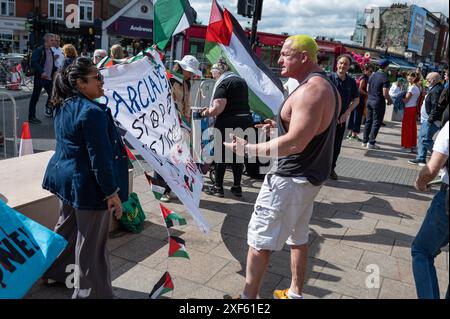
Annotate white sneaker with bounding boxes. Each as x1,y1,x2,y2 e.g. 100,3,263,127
368,144,380,150
159,194,171,203
361,142,368,148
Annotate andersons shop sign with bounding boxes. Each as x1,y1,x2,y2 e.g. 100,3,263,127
108,16,153,38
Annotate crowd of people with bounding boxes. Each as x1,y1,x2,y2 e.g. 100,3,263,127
20,32,448,300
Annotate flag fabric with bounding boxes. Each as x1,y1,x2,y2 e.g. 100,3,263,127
144,171,166,200
168,236,190,259
19,122,33,156
165,69,184,84
154,0,195,50
149,271,174,299
205,0,284,119
159,203,187,228
124,144,137,163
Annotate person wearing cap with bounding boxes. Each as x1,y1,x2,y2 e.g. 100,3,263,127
172,55,202,124
200,57,253,198
154,55,202,203
362,59,393,149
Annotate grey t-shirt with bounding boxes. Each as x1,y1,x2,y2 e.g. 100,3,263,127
43,48,53,79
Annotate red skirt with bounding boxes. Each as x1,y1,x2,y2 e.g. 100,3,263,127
401,107,417,148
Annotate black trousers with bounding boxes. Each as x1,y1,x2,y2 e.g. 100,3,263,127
213,114,253,189
28,77,53,119
332,122,347,170
347,99,365,133
363,101,386,145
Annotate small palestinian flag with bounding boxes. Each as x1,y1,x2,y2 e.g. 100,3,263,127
124,144,137,164
166,69,184,84
169,236,190,259
96,56,114,69
149,271,174,299
159,203,187,228
144,171,166,200
179,114,191,132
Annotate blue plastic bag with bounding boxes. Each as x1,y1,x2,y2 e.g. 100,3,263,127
0,200,67,299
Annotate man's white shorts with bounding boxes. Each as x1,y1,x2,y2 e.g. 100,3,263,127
247,174,321,251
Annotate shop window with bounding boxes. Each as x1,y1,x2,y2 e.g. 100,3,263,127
49,0,64,20
79,0,94,23
0,0,15,16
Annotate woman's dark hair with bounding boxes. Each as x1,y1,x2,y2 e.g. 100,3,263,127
363,64,374,72
407,71,421,84
51,57,95,107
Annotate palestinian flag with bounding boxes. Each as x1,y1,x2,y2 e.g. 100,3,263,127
149,271,174,299
154,0,195,50
144,171,166,200
205,0,284,119
166,69,184,84
168,236,190,259
96,56,114,69
124,144,137,163
159,203,187,228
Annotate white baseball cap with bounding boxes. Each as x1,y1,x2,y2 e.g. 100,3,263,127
174,55,202,77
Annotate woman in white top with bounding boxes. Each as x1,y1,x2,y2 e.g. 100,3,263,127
401,72,421,152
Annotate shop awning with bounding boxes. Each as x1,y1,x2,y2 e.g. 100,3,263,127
385,56,416,70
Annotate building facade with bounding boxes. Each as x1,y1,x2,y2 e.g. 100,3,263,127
0,0,34,53
101,0,154,55
353,3,449,70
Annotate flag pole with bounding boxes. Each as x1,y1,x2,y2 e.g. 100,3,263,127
169,34,176,69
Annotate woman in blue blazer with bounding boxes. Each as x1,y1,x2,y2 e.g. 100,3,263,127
42,57,129,299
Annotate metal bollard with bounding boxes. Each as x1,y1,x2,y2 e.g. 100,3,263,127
0,92,18,158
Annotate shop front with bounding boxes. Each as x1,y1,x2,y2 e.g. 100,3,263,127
106,16,153,56
0,17,28,54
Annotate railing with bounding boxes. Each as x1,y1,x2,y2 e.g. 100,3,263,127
0,92,18,159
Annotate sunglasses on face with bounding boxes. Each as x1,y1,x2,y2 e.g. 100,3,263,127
86,73,104,82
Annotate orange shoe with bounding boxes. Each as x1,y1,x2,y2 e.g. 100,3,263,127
273,288,290,299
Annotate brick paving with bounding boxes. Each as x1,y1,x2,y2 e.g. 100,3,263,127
26,118,448,299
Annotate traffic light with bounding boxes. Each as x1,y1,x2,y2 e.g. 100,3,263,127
237,0,263,21
25,15,34,32
237,0,256,18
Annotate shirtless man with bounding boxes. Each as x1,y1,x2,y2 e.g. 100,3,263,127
224,35,341,299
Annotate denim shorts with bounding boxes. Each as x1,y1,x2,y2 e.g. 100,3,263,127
247,174,321,251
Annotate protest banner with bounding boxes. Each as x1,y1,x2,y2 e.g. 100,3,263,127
0,200,67,298
99,51,209,233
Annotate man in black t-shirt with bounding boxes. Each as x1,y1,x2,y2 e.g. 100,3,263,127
362,59,393,149
328,55,360,180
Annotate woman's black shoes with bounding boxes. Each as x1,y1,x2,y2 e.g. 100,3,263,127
205,186,224,198
230,186,242,197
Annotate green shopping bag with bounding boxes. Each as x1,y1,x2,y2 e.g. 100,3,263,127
119,192,146,233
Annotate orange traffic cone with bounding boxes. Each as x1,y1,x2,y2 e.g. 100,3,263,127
19,122,33,156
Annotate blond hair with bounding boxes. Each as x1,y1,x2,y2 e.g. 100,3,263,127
110,44,124,59
286,35,318,63
62,44,77,59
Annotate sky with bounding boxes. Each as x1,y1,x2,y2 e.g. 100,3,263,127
189,0,450,42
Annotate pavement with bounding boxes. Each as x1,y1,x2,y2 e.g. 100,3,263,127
18,110,449,299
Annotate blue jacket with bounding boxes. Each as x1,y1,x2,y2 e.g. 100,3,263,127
42,95,129,210
31,45,57,78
